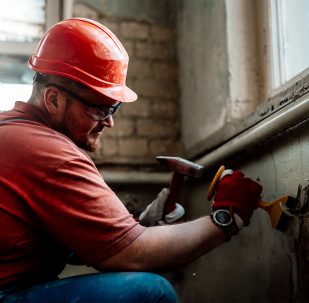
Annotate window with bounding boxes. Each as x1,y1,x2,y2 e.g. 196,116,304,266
0,0,46,52
269,0,309,89
0,0,72,110
0,84,33,111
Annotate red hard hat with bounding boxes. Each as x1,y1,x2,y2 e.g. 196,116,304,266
28,18,137,103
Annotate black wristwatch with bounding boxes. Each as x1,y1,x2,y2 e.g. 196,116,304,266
210,209,239,241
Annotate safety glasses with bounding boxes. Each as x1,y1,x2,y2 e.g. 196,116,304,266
46,84,121,121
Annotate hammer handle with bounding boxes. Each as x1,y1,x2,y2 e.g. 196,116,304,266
163,171,185,216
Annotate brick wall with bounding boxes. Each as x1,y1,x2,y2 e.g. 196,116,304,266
73,3,183,167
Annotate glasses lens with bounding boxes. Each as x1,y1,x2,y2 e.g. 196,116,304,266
45,83,122,121
86,103,121,121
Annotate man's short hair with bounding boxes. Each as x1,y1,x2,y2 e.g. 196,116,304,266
33,72,88,91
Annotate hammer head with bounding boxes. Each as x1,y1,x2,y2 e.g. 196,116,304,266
156,156,205,178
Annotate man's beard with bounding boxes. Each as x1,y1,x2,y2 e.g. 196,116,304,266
55,103,100,152
74,134,99,152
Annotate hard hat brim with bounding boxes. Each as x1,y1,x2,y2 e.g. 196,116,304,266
91,83,138,103
29,57,138,103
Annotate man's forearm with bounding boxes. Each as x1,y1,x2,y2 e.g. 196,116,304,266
97,216,225,272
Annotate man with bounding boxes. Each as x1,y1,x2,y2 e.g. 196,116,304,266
0,18,262,303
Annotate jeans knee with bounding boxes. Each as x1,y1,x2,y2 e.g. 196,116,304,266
140,273,178,303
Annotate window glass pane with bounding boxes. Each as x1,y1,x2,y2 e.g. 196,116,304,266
270,0,309,88
0,0,62,110
0,55,34,84
0,83,32,111
0,0,46,42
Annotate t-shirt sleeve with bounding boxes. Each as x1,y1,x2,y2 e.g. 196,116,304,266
31,157,146,266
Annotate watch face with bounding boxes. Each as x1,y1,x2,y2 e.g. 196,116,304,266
214,210,233,226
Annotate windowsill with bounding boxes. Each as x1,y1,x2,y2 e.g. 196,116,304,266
187,70,309,162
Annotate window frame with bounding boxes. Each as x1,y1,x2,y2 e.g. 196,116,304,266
0,0,74,111
268,0,309,92
0,0,67,56
188,0,309,159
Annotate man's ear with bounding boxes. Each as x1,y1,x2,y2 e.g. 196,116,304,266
43,87,61,115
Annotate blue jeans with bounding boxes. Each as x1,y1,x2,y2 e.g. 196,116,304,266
0,272,178,303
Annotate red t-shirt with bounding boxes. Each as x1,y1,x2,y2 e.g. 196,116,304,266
0,102,146,288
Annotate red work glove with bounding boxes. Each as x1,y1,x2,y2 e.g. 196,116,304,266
212,170,262,226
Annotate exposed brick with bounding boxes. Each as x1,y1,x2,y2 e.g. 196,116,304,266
121,40,134,58
134,79,178,99
73,3,99,19
74,5,181,168
153,62,178,80
101,138,118,157
150,25,173,42
136,42,172,60
108,119,135,137
128,59,152,78
149,140,184,157
98,19,120,36
137,120,178,139
104,154,154,165
122,98,151,118
152,101,178,118
120,22,149,40
118,139,148,157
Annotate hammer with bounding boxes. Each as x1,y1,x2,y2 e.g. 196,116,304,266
156,156,205,217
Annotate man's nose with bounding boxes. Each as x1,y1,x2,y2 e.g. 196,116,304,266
101,115,114,128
